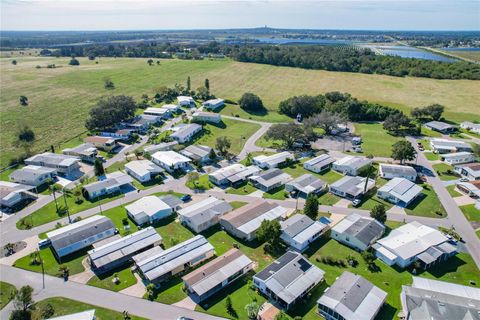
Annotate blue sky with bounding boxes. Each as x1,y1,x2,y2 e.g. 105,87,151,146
1,0,479,31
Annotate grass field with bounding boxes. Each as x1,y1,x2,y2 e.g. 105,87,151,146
1,56,479,167
432,163,460,181
0,282,15,310
436,49,480,62
405,184,447,218
193,118,260,155
33,297,146,320
354,123,403,157
87,265,137,292
186,174,214,190
446,184,462,197
460,204,480,223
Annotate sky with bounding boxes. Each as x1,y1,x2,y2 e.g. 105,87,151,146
1,0,479,31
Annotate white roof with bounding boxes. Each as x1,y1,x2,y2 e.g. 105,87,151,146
162,104,179,110
193,111,221,118
47,310,95,320
333,156,372,170
441,152,474,159
46,215,107,239
378,177,423,204
379,163,417,176
411,276,480,301
376,221,449,260
125,160,163,177
125,196,171,218
177,96,194,102
152,151,191,166
144,107,170,115
253,151,293,166
431,138,472,150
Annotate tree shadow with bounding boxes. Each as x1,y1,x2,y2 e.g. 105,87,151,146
92,262,132,279
288,281,328,319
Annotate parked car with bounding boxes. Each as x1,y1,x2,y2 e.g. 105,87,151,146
352,199,361,207
180,194,192,202
460,178,469,182
353,147,363,153
38,238,51,249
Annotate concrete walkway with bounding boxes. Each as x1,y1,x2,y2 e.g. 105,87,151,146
454,195,476,206
69,258,95,284
387,206,407,215
119,273,146,298
333,199,351,208
173,296,197,310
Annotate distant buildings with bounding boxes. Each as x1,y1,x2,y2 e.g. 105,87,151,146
250,168,292,192
151,151,192,173
253,251,325,310
9,165,56,187
144,107,172,119
303,154,335,174
126,196,174,225
329,176,375,200
124,160,164,183
178,196,233,233
332,156,372,176
82,171,133,199
133,235,215,285
440,152,475,165
253,152,294,169
202,98,225,111
424,121,457,134
285,174,326,197
280,214,328,252
177,96,195,107
430,138,473,154
192,111,222,124
122,115,161,133
84,136,118,152
62,143,98,163
379,163,417,182
25,152,81,178
317,271,387,320
47,215,116,259
88,227,162,273
373,221,457,269
220,200,288,241
331,214,385,252
170,123,202,143
208,163,260,186
400,277,480,320
182,248,253,302
377,177,423,207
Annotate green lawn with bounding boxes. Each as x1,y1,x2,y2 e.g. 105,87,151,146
13,247,86,277
421,127,442,138
424,152,439,161
255,132,283,149
446,184,462,197
226,181,257,195
186,174,214,190
417,139,432,151
34,297,146,320
2,56,478,167
353,123,403,157
154,217,195,249
149,277,187,304
460,204,480,223
281,159,343,184
229,201,247,210
17,190,125,229
405,184,447,218
476,229,480,239
263,186,288,200
192,118,260,155
354,178,393,211
87,265,138,292
318,192,341,206
220,103,291,123
432,163,461,181
0,282,16,310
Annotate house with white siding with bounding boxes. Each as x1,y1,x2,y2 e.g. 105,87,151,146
331,214,385,252
461,121,480,134
285,174,326,197
440,152,476,165
208,164,260,186
330,176,375,200
178,196,233,233
126,196,174,225
9,165,56,187
332,156,372,176
0,181,37,209
250,168,292,192
62,143,98,164
424,121,457,134
379,163,417,182
25,152,81,178
303,154,335,173
83,171,133,199
202,98,224,111
280,215,329,252
144,107,172,119
179,145,214,163
253,152,294,169
377,178,423,207
170,123,202,143
192,111,221,124
177,96,195,107
430,138,473,154
125,160,164,183
454,163,480,181
151,151,192,173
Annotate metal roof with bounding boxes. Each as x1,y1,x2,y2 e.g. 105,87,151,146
182,248,252,296
317,271,387,320
379,163,417,176
251,168,292,188
83,171,133,195
180,145,212,160
170,123,202,140
333,156,372,170
332,214,385,247
431,138,472,151
331,176,374,197
25,152,79,167
9,165,56,183
152,151,191,166
133,235,214,282
125,196,172,219
125,160,164,177
47,215,115,253
281,215,328,245
254,251,325,305
304,154,335,170
425,121,456,131
88,227,162,268
178,197,232,227
378,177,423,204
253,152,294,167
286,174,325,194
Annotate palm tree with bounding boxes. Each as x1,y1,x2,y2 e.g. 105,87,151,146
50,184,60,214
62,188,73,223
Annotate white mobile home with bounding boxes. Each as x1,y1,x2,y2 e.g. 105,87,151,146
379,163,417,182
253,152,294,169
440,152,475,165
178,196,233,233
280,215,328,252
332,156,372,176
151,151,192,173
303,154,335,173
377,178,423,207
331,214,385,252
9,165,56,187
126,196,174,225
124,160,164,183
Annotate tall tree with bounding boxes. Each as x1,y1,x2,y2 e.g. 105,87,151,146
239,93,264,113
370,204,387,224
94,158,105,177
391,140,416,164
186,76,191,91
304,194,319,220
215,137,232,158
85,95,137,131
265,123,304,149
204,78,210,91
306,110,346,135
10,285,35,320
69,57,80,66
256,220,282,246
425,104,445,121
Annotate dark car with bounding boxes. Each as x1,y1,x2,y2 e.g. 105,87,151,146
180,194,192,202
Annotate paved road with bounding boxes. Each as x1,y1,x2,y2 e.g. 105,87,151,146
0,265,225,320
407,136,480,268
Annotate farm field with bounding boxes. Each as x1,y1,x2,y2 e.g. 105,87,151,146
1,56,479,167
